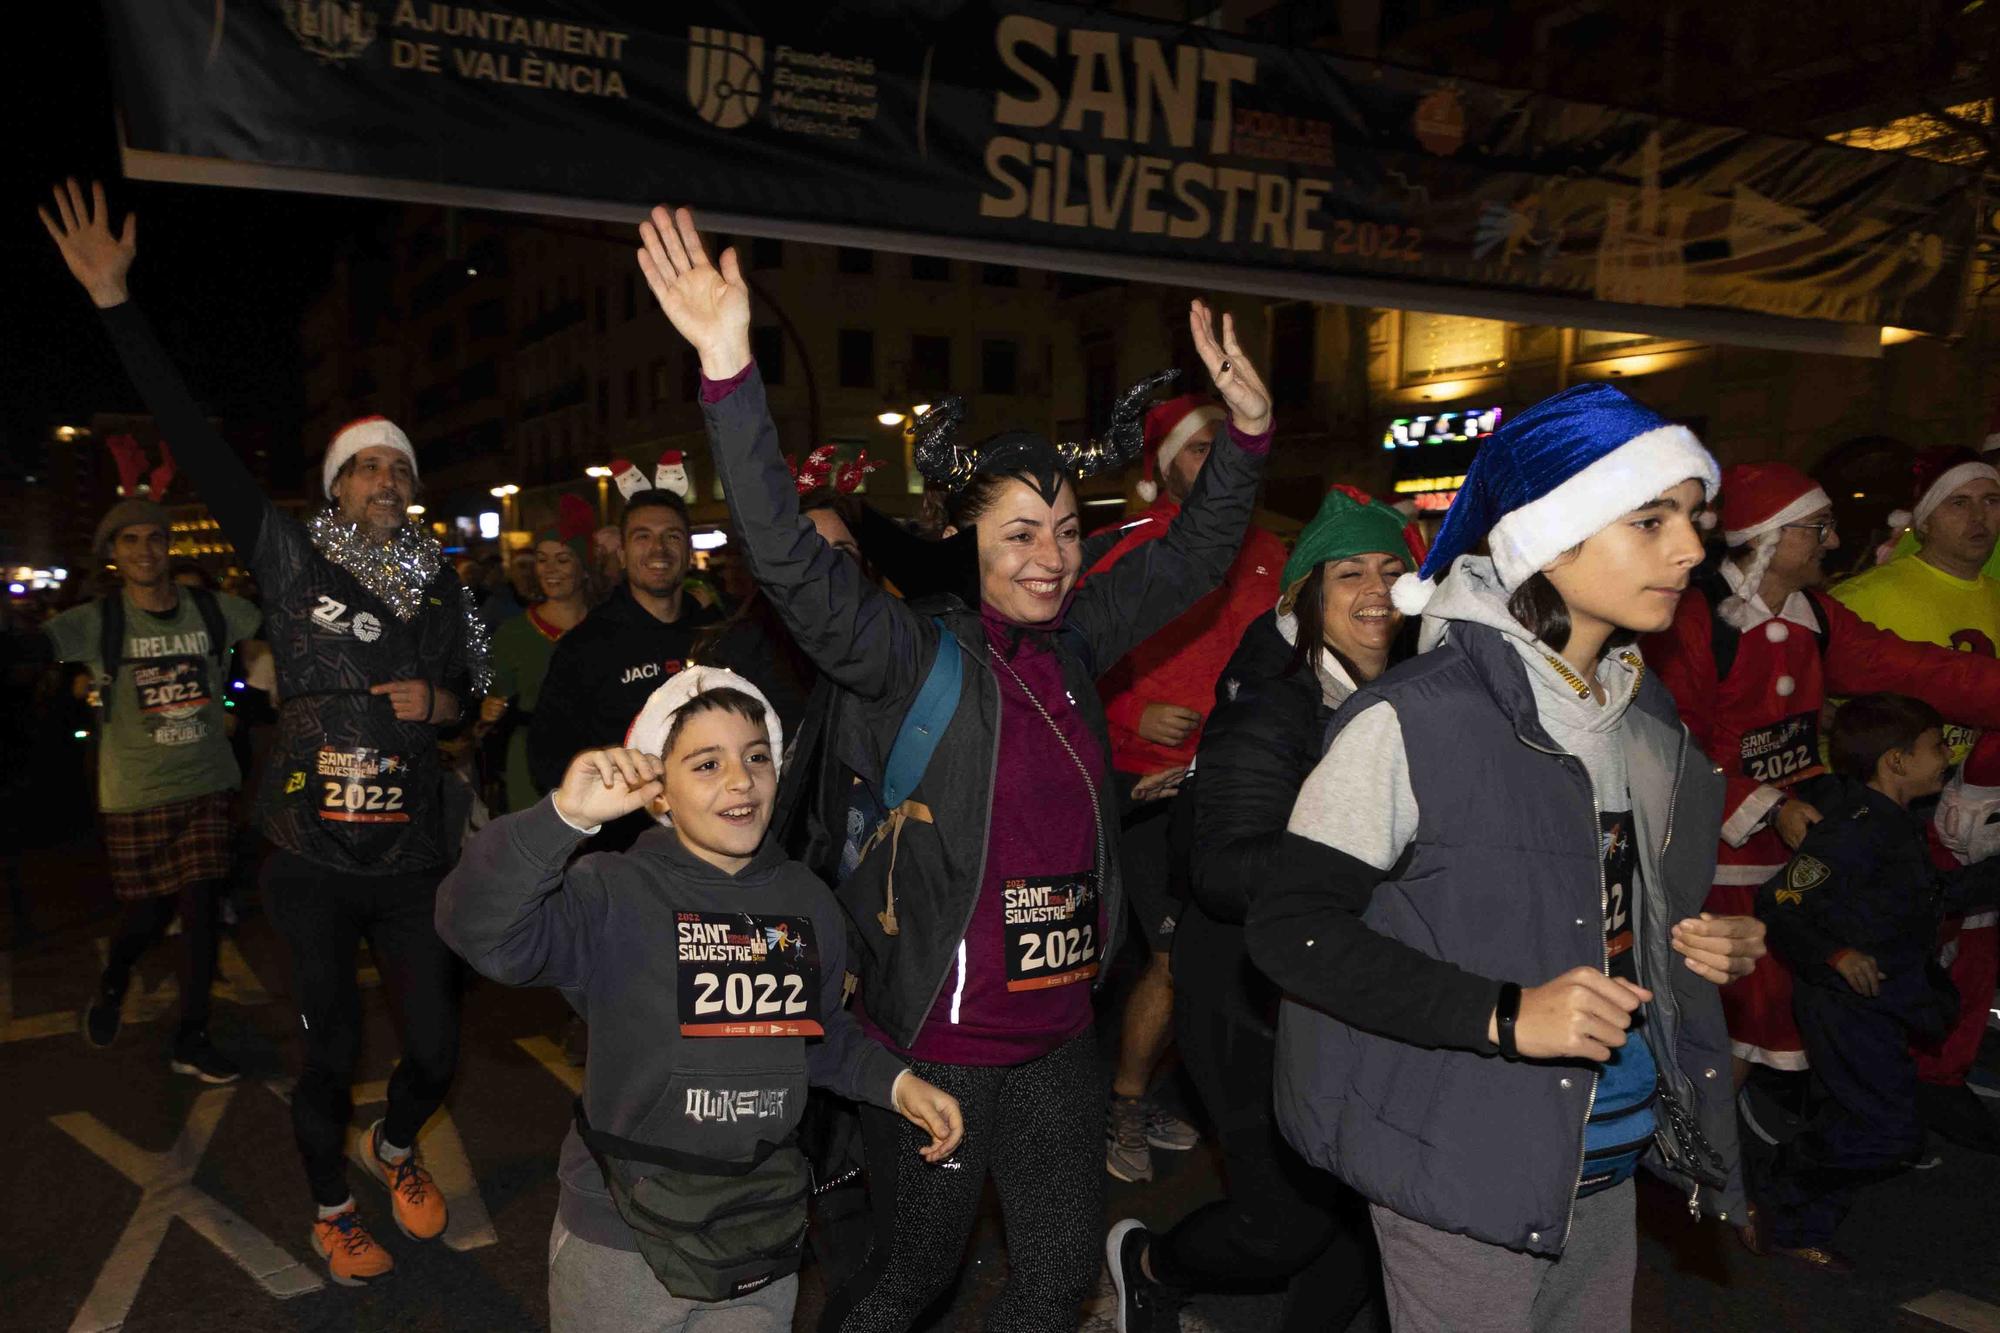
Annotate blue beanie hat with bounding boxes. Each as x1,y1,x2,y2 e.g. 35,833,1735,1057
1391,383,1719,615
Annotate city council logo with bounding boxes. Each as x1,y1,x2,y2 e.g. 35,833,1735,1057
282,0,378,63
687,25,764,129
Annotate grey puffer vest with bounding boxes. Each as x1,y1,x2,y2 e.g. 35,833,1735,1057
1273,618,1743,1255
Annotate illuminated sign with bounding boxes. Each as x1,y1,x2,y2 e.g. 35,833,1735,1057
1393,475,1468,495
1382,407,1503,451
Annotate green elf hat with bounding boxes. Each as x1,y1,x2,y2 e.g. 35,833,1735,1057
1278,485,1424,615
534,493,597,564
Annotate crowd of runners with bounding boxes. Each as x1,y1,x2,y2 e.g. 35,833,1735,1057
13,178,2000,1332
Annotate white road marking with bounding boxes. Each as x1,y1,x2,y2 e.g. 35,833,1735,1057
1903,1290,2000,1331
52,1088,323,1332
262,1078,497,1252
515,1035,583,1096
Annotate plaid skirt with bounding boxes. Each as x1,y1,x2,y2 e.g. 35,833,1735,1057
102,789,236,901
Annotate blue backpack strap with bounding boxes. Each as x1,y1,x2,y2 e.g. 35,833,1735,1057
880,616,962,808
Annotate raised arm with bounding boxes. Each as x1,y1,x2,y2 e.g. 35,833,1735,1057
638,206,923,701
436,748,659,988
1068,301,1272,669
39,179,270,555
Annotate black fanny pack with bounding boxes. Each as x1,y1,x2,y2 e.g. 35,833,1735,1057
572,1099,809,1302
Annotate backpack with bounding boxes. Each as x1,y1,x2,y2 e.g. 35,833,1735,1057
838,617,963,940
95,587,230,722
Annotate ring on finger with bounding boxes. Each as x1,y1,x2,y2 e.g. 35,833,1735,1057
1218,359,1232,376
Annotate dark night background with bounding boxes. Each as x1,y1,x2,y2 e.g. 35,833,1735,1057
3,6,388,502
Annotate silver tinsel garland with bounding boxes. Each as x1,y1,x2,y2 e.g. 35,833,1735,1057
306,507,494,696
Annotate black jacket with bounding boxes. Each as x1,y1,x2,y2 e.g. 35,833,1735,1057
526,583,719,792
1177,611,1332,1030
1758,775,2000,1034
707,368,1267,1050
99,302,476,875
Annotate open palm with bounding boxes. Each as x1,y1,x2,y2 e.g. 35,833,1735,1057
38,178,136,309
1189,299,1272,436
636,205,752,380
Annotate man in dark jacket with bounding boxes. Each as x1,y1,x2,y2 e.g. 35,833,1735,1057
1755,693,2000,1271
529,488,719,846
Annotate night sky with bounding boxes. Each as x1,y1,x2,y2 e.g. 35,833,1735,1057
4,7,387,493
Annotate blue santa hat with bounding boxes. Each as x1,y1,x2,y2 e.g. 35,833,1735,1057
1391,383,1719,615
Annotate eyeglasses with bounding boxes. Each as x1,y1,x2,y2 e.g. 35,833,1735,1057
1780,520,1838,546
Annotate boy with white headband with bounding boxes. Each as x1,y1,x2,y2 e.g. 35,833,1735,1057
438,668,962,1330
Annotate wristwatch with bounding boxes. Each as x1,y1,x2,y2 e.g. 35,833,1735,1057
1495,982,1523,1059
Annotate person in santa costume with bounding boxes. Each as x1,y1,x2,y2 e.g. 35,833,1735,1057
1083,392,1288,1184
1645,461,2000,1087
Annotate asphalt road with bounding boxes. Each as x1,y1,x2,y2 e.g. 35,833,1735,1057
3,837,1998,1333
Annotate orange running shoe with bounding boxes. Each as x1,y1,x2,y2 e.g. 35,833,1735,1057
365,1120,448,1241
311,1207,394,1286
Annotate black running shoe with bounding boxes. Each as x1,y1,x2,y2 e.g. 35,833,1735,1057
169,1030,242,1084
1107,1218,1183,1333
83,985,122,1049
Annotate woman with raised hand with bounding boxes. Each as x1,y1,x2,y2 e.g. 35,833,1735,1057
635,206,1272,1332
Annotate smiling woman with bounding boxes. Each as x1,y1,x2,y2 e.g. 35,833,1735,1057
632,203,1274,1329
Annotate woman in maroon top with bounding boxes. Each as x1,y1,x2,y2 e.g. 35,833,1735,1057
637,206,1274,1332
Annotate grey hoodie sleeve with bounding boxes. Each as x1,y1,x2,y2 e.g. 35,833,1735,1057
802,884,907,1110
435,796,604,991
1247,700,1506,1052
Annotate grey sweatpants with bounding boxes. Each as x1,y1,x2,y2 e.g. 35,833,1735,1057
1368,1181,1635,1333
547,1216,799,1333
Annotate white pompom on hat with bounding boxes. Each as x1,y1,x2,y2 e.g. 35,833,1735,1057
321,415,418,499
623,666,784,827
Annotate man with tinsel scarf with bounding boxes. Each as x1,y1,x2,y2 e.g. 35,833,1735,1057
43,178,489,1287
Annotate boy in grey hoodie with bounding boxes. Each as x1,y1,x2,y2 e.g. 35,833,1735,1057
1249,385,1767,1332
438,667,960,1331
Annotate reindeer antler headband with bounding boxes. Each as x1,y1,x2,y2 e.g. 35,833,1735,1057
912,370,1180,504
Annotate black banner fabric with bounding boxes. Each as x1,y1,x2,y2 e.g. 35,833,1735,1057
105,1,1978,335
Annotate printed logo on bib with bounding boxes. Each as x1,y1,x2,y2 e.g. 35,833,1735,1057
675,912,824,1037
1600,813,1638,984
1003,873,1099,992
132,656,214,746
1740,713,1821,786
314,747,410,823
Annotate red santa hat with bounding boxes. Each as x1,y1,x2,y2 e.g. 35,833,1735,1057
1890,445,2000,533
1715,463,1829,629
1135,395,1225,504
322,415,417,499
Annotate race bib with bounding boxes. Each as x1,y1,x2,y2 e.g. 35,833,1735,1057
675,912,824,1037
1003,873,1099,992
314,747,411,823
1600,813,1638,984
1739,713,1820,786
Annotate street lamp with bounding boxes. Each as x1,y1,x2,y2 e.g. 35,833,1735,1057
876,411,904,427
585,465,613,523
407,504,426,516
489,484,519,530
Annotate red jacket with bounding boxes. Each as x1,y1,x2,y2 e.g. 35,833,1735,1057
1643,576,2000,885
1083,499,1286,773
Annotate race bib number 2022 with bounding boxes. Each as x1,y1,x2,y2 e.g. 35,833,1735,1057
1003,873,1099,992
676,911,824,1037
314,747,410,823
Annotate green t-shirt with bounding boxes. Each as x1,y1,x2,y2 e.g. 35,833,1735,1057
45,590,262,813
490,606,572,813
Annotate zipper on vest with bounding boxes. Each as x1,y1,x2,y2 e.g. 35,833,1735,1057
1645,723,1712,1192
1515,734,1602,1254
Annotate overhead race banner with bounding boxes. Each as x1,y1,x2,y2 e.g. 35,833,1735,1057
104,1,1979,341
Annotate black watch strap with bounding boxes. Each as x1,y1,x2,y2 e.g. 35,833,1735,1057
1495,982,1523,1060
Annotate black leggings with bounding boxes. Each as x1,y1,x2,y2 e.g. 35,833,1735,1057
1153,978,1378,1332
263,849,461,1209
103,879,221,1035
822,1033,1105,1333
